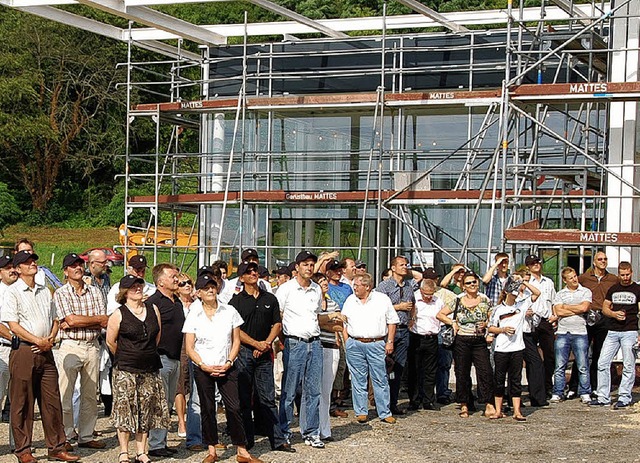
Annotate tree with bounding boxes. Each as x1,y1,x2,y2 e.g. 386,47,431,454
0,8,127,212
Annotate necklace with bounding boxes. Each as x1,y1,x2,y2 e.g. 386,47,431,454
128,304,145,316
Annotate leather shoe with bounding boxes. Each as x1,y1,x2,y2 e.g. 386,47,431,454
423,403,436,411
330,409,348,418
356,415,368,423
390,407,405,415
202,454,218,463
236,455,263,463
187,445,205,452
148,448,174,458
273,444,296,453
63,442,74,452
48,450,80,462
17,452,37,463
407,402,420,411
381,416,397,424
78,440,106,449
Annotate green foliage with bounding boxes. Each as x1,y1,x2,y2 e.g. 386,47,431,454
0,182,20,234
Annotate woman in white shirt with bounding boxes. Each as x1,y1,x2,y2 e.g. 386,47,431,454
488,272,540,421
183,274,263,463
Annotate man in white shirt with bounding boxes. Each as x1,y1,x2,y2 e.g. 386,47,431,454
219,249,271,304
342,273,399,424
407,279,443,411
0,255,18,417
550,267,592,404
276,251,325,449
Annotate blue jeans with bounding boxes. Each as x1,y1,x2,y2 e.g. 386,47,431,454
596,330,637,405
389,326,409,409
278,337,322,440
186,362,202,448
237,346,285,449
553,333,590,396
345,338,391,419
149,355,180,450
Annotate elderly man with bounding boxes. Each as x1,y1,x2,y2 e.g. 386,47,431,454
375,255,415,415
2,251,79,463
0,255,18,416
106,255,155,314
229,261,293,453
83,249,111,303
54,253,109,450
147,263,184,458
276,250,324,449
407,279,443,411
342,273,399,424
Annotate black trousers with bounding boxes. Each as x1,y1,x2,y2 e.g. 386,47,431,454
494,350,524,398
453,336,494,404
407,333,438,406
536,319,555,395
193,365,247,447
568,323,608,393
523,332,547,405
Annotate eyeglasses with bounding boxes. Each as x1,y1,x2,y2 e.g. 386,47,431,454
463,281,478,286
178,281,192,287
596,258,608,261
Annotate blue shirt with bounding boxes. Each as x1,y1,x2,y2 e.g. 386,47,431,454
327,281,353,310
375,277,416,325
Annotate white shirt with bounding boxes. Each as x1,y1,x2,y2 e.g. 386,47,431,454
342,291,400,338
411,290,443,336
339,275,354,289
182,303,243,365
490,297,532,352
276,277,322,339
0,281,12,340
106,281,156,315
553,284,592,335
2,278,56,338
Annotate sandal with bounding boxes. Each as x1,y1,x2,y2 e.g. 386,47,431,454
513,415,527,422
119,452,130,463
489,413,505,420
135,453,151,463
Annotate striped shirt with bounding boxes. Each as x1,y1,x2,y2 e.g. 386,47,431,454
2,278,56,338
375,277,416,326
54,283,107,341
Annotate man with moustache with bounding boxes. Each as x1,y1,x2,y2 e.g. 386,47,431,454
54,253,109,450
2,251,79,463
230,261,294,453
0,255,18,414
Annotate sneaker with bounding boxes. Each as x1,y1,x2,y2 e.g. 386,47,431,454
304,436,325,449
589,399,609,407
549,394,563,403
613,401,630,410
565,391,577,400
580,394,592,404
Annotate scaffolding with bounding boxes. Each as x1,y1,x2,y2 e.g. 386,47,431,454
104,0,640,280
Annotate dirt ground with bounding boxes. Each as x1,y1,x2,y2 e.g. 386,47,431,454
1,391,639,463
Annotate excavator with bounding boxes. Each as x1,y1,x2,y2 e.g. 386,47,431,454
118,224,198,261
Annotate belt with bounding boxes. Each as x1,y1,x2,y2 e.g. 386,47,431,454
353,337,385,343
0,341,11,347
321,342,339,349
398,324,408,329
285,335,320,343
413,333,438,338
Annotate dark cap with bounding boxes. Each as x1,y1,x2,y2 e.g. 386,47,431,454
197,265,214,277
119,274,145,289
423,267,439,280
13,250,39,267
355,259,367,269
0,255,12,269
525,255,542,266
241,248,259,261
237,261,259,277
274,266,292,277
295,250,317,264
195,274,217,290
287,262,297,274
258,265,270,278
128,255,148,269
326,259,345,272
62,253,84,269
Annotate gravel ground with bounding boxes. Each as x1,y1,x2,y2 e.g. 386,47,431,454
1,391,639,463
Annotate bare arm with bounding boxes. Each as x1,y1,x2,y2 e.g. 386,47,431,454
436,306,453,325
105,309,122,354
154,306,162,346
63,314,109,330
440,264,464,288
385,324,396,354
0,324,11,341
554,301,590,317
602,299,616,318
8,322,52,351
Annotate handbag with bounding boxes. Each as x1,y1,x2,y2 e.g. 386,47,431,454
440,298,460,347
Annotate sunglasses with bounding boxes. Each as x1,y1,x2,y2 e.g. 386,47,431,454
178,281,192,287
463,281,478,286
596,258,608,261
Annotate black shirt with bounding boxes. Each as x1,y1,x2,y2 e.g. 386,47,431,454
114,305,162,373
229,288,281,345
605,282,640,332
145,290,185,360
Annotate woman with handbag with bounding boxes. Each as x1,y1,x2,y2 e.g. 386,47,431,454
437,271,495,418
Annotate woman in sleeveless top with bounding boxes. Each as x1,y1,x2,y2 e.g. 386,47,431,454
106,275,170,463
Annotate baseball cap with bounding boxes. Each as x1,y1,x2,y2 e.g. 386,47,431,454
237,261,259,277
326,259,345,272
13,250,39,266
423,267,439,280
197,265,214,277
128,255,148,269
195,274,217,290
62,253,84,269
295,250,318,264
525,255,542,266
275,266,292,277
0,255,12,269
287,262,297,274
355,259,367,269
119,274,145,289
258,265,270,278
241,248,259,261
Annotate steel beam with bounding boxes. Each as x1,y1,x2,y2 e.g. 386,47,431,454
395,0,469,33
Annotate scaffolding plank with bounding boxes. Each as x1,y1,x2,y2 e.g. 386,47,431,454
505,220,640,246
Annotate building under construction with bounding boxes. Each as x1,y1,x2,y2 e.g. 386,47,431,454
4,0,639,280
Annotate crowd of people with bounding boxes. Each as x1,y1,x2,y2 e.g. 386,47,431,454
0,239,638,463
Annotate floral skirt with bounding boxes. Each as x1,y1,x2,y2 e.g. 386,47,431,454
111,368,171,433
